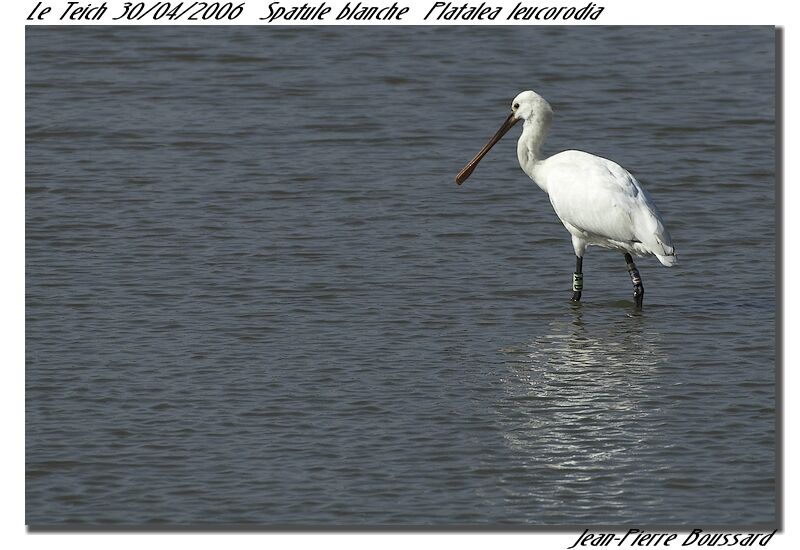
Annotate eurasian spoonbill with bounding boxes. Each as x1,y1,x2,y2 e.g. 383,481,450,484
456,90,677,308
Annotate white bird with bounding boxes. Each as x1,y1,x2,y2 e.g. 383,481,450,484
456,90,676,308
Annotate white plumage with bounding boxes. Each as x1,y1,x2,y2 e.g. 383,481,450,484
456,90,676,306
536,149,676,266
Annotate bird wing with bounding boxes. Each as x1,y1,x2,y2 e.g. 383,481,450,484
541,150,675,256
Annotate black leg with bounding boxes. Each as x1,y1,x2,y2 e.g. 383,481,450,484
624,253,644,308
571,256,583,302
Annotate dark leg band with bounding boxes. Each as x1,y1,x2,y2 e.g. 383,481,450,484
627,263,642,286
624,253,644,308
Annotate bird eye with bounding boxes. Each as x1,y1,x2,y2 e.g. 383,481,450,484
513,103,520,109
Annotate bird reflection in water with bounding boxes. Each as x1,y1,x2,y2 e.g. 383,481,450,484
495,307,670,520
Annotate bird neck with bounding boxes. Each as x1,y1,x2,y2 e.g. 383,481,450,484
516,116,552,193
517,117,549,171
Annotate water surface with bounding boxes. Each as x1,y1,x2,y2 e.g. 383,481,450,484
26,26,776,526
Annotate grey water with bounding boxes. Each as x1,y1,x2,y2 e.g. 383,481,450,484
26,26,776,526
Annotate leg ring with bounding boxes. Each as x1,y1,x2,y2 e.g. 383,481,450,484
572,272,584,292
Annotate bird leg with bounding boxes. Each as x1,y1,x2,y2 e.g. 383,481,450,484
624,253,644,308
571,256,583,302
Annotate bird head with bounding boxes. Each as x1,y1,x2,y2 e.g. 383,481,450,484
455,90,552,185
511,90,553,125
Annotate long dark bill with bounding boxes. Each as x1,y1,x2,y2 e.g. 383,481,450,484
455,112,519,185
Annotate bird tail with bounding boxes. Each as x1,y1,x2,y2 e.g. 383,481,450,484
655,252,678,267
633,204,676,267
